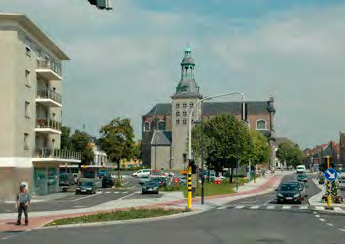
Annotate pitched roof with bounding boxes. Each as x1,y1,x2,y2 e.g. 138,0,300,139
143,101,270,117
151,131,172,146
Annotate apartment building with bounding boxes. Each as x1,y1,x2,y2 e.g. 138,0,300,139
0,14,81,197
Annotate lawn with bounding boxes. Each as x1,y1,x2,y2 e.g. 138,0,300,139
45,208,190,227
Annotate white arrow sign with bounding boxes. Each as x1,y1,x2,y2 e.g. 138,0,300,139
326,171,336,179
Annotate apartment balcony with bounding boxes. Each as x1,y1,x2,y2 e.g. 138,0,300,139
32,148,81,163
36,59,62,80
35,118,62,135
36,89,62,107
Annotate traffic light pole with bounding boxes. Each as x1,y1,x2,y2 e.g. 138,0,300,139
326,156,332,208
187,164,192,209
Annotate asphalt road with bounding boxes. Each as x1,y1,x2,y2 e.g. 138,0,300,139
1,205,345,243
230,172,321,207
0,176,147,213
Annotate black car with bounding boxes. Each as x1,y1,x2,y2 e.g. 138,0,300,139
276,182,302,204
102,176,114,188
76,181,96,195
142,181,159,194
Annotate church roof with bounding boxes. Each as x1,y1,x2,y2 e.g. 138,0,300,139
151,131,172,146
143,101,271,117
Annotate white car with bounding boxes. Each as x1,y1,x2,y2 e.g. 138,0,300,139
132,169,152,178
296,165,306,174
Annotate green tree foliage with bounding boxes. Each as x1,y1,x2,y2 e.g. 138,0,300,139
249,129,270,165
99,118,135,173
276,141,304,168
132,140,142,160
70,130,94,164
61,126,71,150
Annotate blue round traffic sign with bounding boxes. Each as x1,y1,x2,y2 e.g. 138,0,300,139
324,168,338,181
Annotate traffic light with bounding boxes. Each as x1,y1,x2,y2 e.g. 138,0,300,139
88,0,112,10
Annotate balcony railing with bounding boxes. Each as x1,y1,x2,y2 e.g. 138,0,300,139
36,59,62,76
36,89,62,104
36,118,61,131
34,148,82,160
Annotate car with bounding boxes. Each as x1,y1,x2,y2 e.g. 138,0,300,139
59,173,74,186
296,165,306,174
276,182,303,204
150,177,167,188
102,175,114,188
139,174,151,185
76,181,96,195
150,171,163,179
132,169,152,178
297,174,308,182
142,181,159,194
98,169,108,178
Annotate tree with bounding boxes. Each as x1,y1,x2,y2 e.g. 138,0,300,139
99,118,135,177
133,140,142,160
276,141,304,168
70,130,94,165
61,126,72,150
249,129,270,165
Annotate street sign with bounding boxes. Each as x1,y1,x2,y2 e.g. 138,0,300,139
324,168,338,181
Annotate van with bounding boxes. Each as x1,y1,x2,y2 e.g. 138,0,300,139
296,165,306,174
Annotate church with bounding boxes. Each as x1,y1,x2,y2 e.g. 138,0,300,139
142,46,276,170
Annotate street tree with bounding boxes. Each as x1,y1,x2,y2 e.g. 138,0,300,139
61,126,72,150
99,117,135,178
70,130,94,165
249,129,270,166
276,141,304,168
132,140,142,160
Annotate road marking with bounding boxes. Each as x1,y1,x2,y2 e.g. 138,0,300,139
282,206,291,210
122,191,128,194
338,228,345,232
315,206,325,211
118,192,136,200
263,199,274,205
72,194,98,202
239,201,257,204
326,223,334,227
319,218,326,222
96,191,103,194
250,205,260,209
334,207,342,211
73,205,86,208
114,192,120,194
234,205,245,209
313,211,318,214
105,192,111,194
217,206,228,210
266,205,275,210
299,206,308,210
315,215,320,218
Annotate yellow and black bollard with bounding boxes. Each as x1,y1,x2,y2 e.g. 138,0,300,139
187,163,192,209
326,156,332,208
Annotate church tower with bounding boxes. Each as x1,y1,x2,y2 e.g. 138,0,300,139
171,46,202,170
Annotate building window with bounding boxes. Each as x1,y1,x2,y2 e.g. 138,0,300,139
176,111,180,117
24,133,29,150
144,121,151,131
183,103,187,108
157,121,166,131
176,119,180,125
190,102,194,108
25,70,31,86
25,102,30,118
176,103,180,109
256,119,266,130
25,37,32,57
183,119,187,125
183,111,187,117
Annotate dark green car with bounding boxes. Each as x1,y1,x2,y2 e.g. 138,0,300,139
297,174,308,182
76,181,96,195
142,181,159,194
276,182,302,204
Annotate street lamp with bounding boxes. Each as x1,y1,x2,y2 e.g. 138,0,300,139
187,92,247,206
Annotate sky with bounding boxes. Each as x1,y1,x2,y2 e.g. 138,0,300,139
1,0,345,149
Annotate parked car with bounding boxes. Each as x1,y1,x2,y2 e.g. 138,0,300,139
102,175,114,188
139,174,151,185
132,169,152,178
59,173,74,186
76,181,96,195
142,180,159,194
276,182,303,204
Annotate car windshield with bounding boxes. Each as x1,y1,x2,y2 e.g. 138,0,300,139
279,184,299,191
81,182,94,187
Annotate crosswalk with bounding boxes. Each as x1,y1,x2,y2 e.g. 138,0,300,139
96,191,129,194
217,204,344,212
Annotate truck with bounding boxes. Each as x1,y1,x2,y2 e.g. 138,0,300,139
296,165,306,174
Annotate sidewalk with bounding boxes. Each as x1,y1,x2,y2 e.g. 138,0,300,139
0,171,287,232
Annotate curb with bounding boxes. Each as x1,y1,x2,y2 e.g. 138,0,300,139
41,209,208,230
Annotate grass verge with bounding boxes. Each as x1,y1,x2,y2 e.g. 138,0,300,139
45,208,190,227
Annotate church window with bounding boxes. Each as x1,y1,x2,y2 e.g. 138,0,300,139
190,102,194,108
176,103,180,109
256,119,266,130
181,86,188,93
183,103,187,108
183,111,187,117
182,119,187,125
176,119,180,125
176,111,180,117
144,121,151,131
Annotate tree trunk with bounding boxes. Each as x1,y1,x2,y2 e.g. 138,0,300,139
117,161,120,179
230,167,234,183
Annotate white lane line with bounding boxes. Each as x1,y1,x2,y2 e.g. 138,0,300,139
96,191,103,194
282,206,291,210
72,194,98,202
266,205,275,210
319,218,326,222
114,192,120,194
122,191,128,194
338,228,345,232
315,206,325,211
105,192,111,194
234,205,245,209
315,215,320,218
326,223,334,227
118,192,136,200
263,199,274,205
217,206,228,210
239,201,257,204
299,206,309,210
73,205,86,208
250,205,260,209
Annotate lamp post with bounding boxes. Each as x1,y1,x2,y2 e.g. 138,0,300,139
187,92,246,207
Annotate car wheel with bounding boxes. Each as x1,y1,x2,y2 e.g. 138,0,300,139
277,199,281,204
